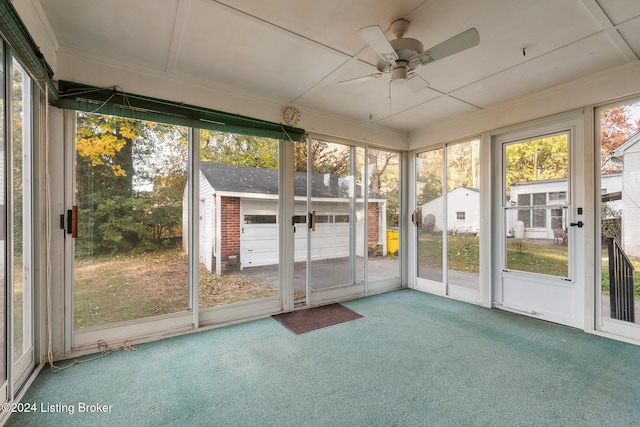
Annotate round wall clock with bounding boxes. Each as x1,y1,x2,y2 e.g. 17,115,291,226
283,106,301,126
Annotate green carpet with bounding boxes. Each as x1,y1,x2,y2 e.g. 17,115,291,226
7,289,640,426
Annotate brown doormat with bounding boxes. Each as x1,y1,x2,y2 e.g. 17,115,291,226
273,303,364,335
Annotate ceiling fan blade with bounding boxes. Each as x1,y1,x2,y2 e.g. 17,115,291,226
410,27,479,67
358,25,398,61
339,73,384,84
405,74,430,93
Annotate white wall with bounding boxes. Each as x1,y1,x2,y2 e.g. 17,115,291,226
182,172,216,271
421,188,480,233
622,146,640,257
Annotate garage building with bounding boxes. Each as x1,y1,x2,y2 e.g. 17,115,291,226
183,162,386,274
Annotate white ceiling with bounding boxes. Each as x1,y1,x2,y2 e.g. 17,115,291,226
37,0,640,133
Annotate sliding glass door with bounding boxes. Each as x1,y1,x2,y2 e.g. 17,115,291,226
66,112,402,348
309,140,365,302
71,112,190,343
197,130,280,316
293,139,399,304
414,139,480,301
293,139,365,303
416,148,444,285
11,59,34,387
366,148,401,290
70,118,284,339
597,98,640,338
0,43,6,401
0,44,40,405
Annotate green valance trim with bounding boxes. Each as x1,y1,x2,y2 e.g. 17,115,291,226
0,0,57,100
56,81,305,141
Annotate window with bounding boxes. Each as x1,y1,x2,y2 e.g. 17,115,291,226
335,214,350,223
551,208,564,229
293,215,307,224
517,194,531,227
315,215,332,224
516,193,547,228
244,215,276,224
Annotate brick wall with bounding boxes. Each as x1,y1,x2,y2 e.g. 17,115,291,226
220,196,241,271
368,202,380,244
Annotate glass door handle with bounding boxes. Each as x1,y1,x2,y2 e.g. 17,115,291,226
67,206,78,238
308,211,316,231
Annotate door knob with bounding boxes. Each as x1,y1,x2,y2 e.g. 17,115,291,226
569,221,584,228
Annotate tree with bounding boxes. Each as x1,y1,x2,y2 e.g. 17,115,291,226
12,64,27,257
368,149,400,227
447,141,479,191
504,134,568,192
600,105,640,172
417,149,443,205
75,113,187,256
294,139,351,176
200,130,278,169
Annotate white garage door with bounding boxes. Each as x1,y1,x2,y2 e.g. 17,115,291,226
241,200,352,268
296,201,350,261
241,200,278,268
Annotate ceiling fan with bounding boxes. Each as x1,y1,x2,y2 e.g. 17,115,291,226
342,19,479,92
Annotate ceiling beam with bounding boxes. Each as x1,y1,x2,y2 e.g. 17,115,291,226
165,0,191,73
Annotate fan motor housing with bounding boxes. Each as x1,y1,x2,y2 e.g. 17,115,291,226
390,38,423,71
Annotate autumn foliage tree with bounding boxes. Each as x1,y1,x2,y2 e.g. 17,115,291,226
75,113,187,257
504,134,568,192
600,105,640,172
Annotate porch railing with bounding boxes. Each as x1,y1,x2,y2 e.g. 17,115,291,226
607,237,635,322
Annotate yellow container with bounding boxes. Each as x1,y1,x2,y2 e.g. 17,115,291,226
386,229,399,255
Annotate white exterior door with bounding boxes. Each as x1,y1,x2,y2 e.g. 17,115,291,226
493,117,586,328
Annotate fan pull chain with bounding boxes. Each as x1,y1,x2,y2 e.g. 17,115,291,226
388,80,392,128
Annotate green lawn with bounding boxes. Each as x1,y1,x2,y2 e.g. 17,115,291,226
505,239,569,276
418,233,639,297
418,233,569,276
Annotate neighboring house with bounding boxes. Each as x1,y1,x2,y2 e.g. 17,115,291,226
610,130,640,257
183,162,386,274
506,173,623,240
507,177,571,241
420,187,480,234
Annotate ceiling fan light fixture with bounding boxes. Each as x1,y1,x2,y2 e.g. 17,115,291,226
391,66,408,84
350,19,479,92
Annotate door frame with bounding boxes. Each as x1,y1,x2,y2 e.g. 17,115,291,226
491,113,587,329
